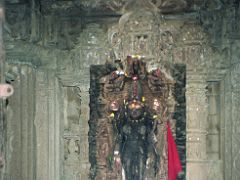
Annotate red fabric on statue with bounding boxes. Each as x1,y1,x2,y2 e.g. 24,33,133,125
167,123,182,180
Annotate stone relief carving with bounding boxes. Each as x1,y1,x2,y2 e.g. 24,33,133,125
225,2,240,38
109,1,162,67
184,46,205,66
158,31,174,63
187,132,206,160
105,0,127,12
64,138,80,161
181,24,206,45
231,63,240,179
5,5,31,40
64,87,81,134
108,26,122,60
152,0,187,13
231,62,240,90
187,142,200,160
36,0,215,17
95,0,189,14
62,86,84,180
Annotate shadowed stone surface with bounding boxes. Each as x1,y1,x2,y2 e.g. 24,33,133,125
0,0,240,180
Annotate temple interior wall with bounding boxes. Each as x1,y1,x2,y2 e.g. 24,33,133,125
0,0,240,180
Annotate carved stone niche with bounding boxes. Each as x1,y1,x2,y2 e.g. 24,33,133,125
88,61,186,180
58,73,90,180
105,0,188,14
108,0,161,62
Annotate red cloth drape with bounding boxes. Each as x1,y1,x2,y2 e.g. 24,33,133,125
167,123,182,180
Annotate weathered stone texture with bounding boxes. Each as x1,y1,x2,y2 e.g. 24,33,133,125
35,70,62,180
1,0,240,180
5,64,36,180
231,64,240,180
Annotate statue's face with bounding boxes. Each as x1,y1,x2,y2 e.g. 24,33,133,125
109,101,119,112
127,100,144,120
132,59,140,75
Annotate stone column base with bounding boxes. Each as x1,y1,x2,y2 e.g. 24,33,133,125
186,160,208,180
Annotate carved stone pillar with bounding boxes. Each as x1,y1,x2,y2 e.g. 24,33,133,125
221,63,240,180
79,82,91,179
5,64,36,180
230,63,240,180
58,69,91,180
35,70,62,180
186,69,208,180
222,71,232,180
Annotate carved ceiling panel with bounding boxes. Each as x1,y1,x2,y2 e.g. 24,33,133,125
3,0,212,16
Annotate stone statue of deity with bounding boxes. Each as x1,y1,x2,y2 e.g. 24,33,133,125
105,55,171,180
88,55,178,180
89,1,182,179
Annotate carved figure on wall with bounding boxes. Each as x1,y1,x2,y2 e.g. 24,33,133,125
89,55,182,180
64,138,80,161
